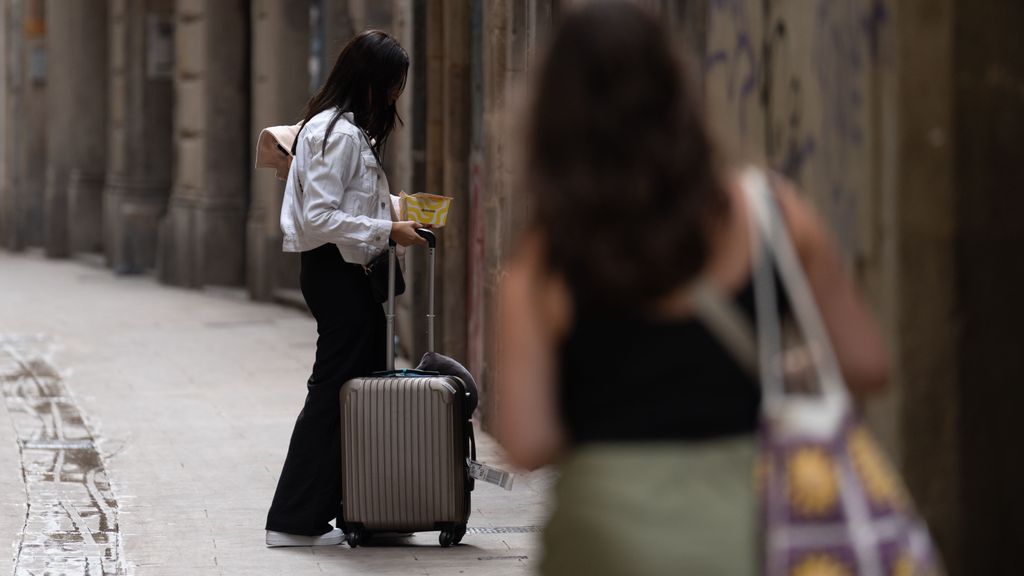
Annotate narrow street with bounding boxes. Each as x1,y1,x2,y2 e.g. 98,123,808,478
0,251,551,575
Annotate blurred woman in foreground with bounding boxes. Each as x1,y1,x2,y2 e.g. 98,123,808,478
495,2,889,574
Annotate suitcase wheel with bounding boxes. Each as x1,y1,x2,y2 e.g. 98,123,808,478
346,530,366,548
439,524,467,547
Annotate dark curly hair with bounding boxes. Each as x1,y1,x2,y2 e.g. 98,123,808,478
528,1,727,311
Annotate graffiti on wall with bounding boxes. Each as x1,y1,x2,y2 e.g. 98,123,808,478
811,0,888,255
704,0,889,258
705,0,761,138
704,0,766,160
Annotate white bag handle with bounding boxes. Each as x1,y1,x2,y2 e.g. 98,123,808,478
694,168,850,437
741,169,849,399
742,169,851,439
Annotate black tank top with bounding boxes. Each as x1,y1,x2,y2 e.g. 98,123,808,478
559,276,776,444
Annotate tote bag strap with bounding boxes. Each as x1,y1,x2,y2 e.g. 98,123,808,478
740,168,850,407
691,280,758,375
690,175,787,415
694,168,851,418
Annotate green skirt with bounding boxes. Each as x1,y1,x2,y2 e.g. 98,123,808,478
540,436,758,576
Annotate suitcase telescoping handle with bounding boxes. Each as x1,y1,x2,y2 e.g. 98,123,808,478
385,228,437,371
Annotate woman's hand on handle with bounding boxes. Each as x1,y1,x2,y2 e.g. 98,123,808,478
390,221,429,247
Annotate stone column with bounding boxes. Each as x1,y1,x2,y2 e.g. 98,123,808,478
7,0,47,250
247,0,309,300
480,0,510,425
159,0,249,288
41,0,69,257
44,0,107,258
322,0,359,61
424,0,463,360
388,0,417,360
424,0,445,361
320,0,393,69
67,2,110,257
955,2,1024,570
438,0,471,368
388,0,413,199
890,0,960,567
0,0,12,249
477,0,545,424
466,0,485,391
104,0,174,272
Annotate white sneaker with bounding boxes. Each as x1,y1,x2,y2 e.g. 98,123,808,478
266,528,345,547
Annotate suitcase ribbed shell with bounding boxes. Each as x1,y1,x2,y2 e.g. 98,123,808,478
340,375,468,531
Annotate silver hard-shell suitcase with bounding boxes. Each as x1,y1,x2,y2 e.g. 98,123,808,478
339,230,476,547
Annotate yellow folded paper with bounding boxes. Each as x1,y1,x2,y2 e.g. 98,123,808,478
400,193,453,227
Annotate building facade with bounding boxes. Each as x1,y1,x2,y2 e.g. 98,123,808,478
1,1,1023,573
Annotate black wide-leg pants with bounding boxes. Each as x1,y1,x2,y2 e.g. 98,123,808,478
266,243,386,536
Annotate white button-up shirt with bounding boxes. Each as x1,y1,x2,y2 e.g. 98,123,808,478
280,109,393,265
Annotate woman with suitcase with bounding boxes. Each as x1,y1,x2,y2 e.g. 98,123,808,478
265,30,426,547
496,2,891,574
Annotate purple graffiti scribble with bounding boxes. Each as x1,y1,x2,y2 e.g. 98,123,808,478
707,0,760,136
861,0,889,62
816,0,868,150
830,181,858,258
710,0,745,20
734,32,758,134
781,137,817,180
810,0,886,257
705,50,729,72
707,0,888,259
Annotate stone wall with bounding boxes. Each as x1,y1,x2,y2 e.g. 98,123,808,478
474,0,555,423
471,0,903,442
44,0,107,258
247,0,310,301
104,0,174,273
3,0,47,252
0,1,9,247
704,0,908,460
160,0,249,287
953,0,1024,572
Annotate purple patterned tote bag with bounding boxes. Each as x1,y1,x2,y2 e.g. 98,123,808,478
696,168,944,576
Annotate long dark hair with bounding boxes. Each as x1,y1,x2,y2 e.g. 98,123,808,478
294,30,409,157
528,1,727,311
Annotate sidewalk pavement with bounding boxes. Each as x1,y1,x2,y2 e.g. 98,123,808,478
0,251,553,576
